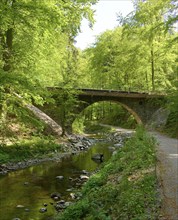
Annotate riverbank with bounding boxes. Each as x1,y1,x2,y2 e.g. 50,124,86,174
0,134,93,175
0,128,133,175
55,127,160,220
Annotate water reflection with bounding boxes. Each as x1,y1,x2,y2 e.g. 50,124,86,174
0,141,112,220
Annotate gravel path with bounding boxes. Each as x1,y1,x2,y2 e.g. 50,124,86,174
153,132,178,220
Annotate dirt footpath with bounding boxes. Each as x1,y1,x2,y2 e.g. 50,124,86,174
152,132,178,220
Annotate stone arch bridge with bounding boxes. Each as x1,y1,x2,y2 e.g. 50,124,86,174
44,88,165,129
77,89,165,125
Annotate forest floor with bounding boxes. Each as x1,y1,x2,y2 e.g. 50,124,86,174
152,132,178,220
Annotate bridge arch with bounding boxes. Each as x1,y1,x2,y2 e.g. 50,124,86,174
77,90,165,127
72,100,141,132
119,102,142,125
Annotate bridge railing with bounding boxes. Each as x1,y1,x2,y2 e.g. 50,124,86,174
47,87,166,97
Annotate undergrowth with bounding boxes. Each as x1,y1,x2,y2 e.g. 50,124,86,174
0,136,61,163
0,115,61,163
84,122,115,134
55,126,160,220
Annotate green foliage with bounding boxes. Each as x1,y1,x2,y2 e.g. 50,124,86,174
166,112,178,137
0,152,10,163
56,199,90,220
55,127,159,220
78,0,177,93
75,49,94,88
54,88,81,135
165,81,178,137
0,0,97,139
84,122,114,134
0,100,46,144
72,115,86,134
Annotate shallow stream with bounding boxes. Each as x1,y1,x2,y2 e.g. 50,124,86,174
0,140,113,220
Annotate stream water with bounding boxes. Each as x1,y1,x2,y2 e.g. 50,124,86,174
0,140,113,220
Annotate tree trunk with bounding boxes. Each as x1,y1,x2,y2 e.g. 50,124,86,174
61,109,66,136
151,48,155,91
3,28,13,71
2,0,16,72
145,72,149,91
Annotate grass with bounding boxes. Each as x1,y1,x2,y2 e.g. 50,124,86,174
0,136,61,163
84,122,115,134
55,126,160,220
0,116,62,163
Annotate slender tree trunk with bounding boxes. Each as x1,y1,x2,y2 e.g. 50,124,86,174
61,109,66,136
3,28,13,71
150,47,155,91
102,102,105,119
124,73,129,91
90,107,93,120
145,72,149,91
2,0,16,72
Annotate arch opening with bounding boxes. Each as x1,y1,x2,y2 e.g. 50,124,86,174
72,101,141,134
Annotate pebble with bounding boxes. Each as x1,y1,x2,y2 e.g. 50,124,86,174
57,200,65,204
82,170,88,174
24,182,29,185
50,192,61,199
53,196,60,201
114,143,122,148
70,192,76,199
55,204,66,210
66,188,73,192
65,201,72,207
80,175,89,180
56,176,64,180
39,207,47,213
16,205,24,208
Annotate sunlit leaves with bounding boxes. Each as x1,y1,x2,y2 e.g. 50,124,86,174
81,0,177,92
0,0,97,134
